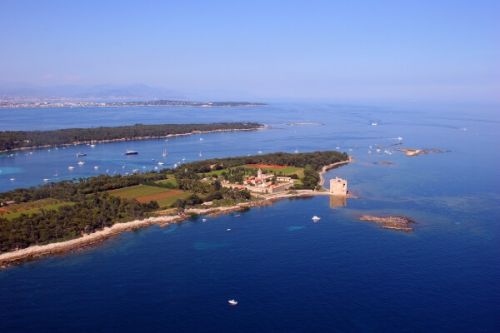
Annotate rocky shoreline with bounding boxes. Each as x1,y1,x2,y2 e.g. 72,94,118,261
399,147,447,157
0,154,353,268
359,214,415,232
0,189,333,268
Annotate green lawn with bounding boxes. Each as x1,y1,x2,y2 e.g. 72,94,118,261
200,165,304,178
108,184,190,208
154,175,178,188
199,169,227,177
0,198,74,220
242,165,304,177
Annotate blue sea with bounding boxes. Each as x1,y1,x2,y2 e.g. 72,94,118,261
0,103,499,332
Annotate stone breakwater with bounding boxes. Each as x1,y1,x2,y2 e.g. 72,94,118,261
359,215,415,232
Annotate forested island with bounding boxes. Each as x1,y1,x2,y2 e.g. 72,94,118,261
0,122,263,152
0,151,348,256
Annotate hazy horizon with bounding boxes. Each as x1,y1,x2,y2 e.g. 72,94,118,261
1,0,499,104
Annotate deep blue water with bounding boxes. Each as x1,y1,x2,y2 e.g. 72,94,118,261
0,103,499,332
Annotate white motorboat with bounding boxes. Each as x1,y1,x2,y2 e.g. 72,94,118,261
228,299,238,306
312,215,321,222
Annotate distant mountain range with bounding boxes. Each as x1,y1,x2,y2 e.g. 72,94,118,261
0,83,182,101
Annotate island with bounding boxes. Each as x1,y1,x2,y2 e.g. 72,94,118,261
0,151,350,266
398,147,448,157
359,215,415,232
0,122,264,152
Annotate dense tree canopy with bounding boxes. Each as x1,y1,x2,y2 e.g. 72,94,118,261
0,122,262,151
0,151,348,253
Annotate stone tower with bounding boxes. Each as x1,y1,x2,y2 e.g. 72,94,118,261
330,177,348,196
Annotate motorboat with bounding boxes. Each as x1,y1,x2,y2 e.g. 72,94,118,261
228,299,238,306
125,150,139,155
76,153,87,157
312,215,321,222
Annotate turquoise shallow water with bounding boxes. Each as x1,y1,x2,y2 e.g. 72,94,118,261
0,103,499,332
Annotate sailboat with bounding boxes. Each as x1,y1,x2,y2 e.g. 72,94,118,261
162,148,168,157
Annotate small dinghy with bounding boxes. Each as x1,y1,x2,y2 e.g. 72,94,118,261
312,215,321,222
228,299,238,306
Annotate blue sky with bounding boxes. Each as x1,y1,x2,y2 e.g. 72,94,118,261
0,0,499,102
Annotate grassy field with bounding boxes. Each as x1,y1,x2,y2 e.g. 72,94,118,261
0,198,74,220
200,164,304,178
108,184,190,208
198,169,227,177
154,175,178,188
243,164,304,177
